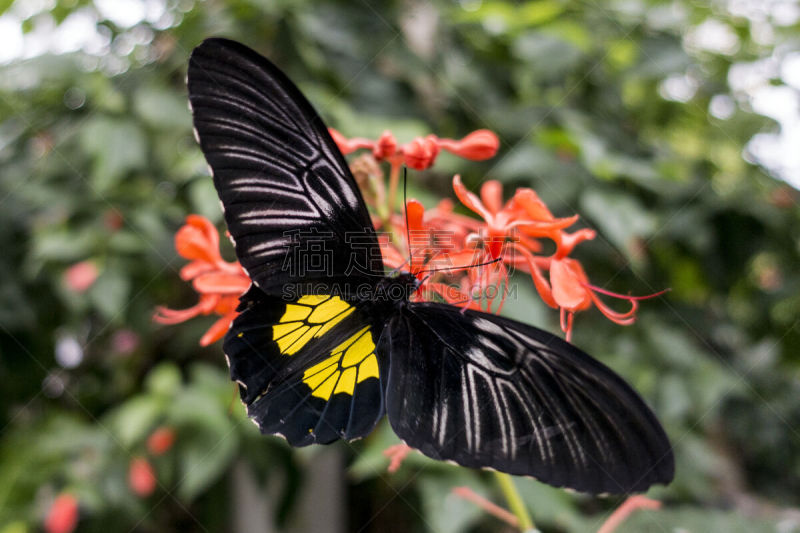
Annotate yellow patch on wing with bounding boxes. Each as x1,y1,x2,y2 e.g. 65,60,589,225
302,326,379,400
272,295,355,355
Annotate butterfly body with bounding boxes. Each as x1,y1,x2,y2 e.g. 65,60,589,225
188,37,674,494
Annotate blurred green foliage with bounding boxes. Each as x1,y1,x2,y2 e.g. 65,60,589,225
1,0,799,532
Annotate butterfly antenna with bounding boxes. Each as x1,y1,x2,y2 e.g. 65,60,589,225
403,166,412,269
418,256,502,275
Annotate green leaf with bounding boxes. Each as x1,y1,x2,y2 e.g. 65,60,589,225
32,230,96,263
579,189,658,262
0,0,15,16
104,396,164,449
189,178,224,223
417,470,486,533
133,85,192,129
81,117,147,191
0,522,27,533
176,427,238,501
88,266,131,322
170,389,239,500
512,478,577,528
145,362,183,397
347,420,402,481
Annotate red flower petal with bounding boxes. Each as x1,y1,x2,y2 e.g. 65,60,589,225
437,129,499,160
200,311,238,347
403,136,440,170
374,130,397,159
63,261,99,292
175,216,221,264
153,293,220,325
192,272,251,294
480,180,503,215
452,175,493,222
328,127,353,154
147,426,176,456
556,228,596,257
129,457,157,497
179,260,215,281
510,188,554,221
44,494,79,533
509,244,558,308
406,199,425,232
328,128,372,155
550,259,591,310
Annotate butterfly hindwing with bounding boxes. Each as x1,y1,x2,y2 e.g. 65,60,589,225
188,38,383,296
381,302,674,494
225,287,385,445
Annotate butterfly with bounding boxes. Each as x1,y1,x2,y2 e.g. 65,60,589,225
187,37,674,494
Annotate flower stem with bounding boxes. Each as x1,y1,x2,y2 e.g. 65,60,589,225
387,159,401,216
494,472,536,532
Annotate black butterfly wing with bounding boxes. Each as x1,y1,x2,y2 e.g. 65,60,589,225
188,38,383,296
380,302,674,494
225,287,386,445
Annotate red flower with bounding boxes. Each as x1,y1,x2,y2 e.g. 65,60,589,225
44,493,79,533
450,177,667,339
403,135,441,170
522,255,667,341
63,261,99,292
453,176,577,259
437,129,500,160
147,426,176,456
160,127,664,347
329,128,500,170
154,215,251,346
392,198,507,311
129,457,157,496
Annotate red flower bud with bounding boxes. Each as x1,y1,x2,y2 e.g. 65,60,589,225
328,128,374,155
129,457,157,497
44,493,79,533
373,130,397,159
146,426,176,456
403,136,440,170
63,261,99,292
328,128,355,154
437,129,499,160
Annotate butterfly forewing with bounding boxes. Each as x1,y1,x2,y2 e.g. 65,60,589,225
225,287,385,445
188,38,383,296
381,302,674,494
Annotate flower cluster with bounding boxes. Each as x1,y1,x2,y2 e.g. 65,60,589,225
329,128,500,170
333,128,665,340
157,128,663,343
153,215,250,346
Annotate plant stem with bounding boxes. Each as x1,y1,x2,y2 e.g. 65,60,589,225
386,159,401,218
494,472,536,532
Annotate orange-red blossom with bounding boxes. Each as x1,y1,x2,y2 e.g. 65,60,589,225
329,128,499,170
448,176,665,340
153,215,250,346
157,128,664,345
44,493,79,533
